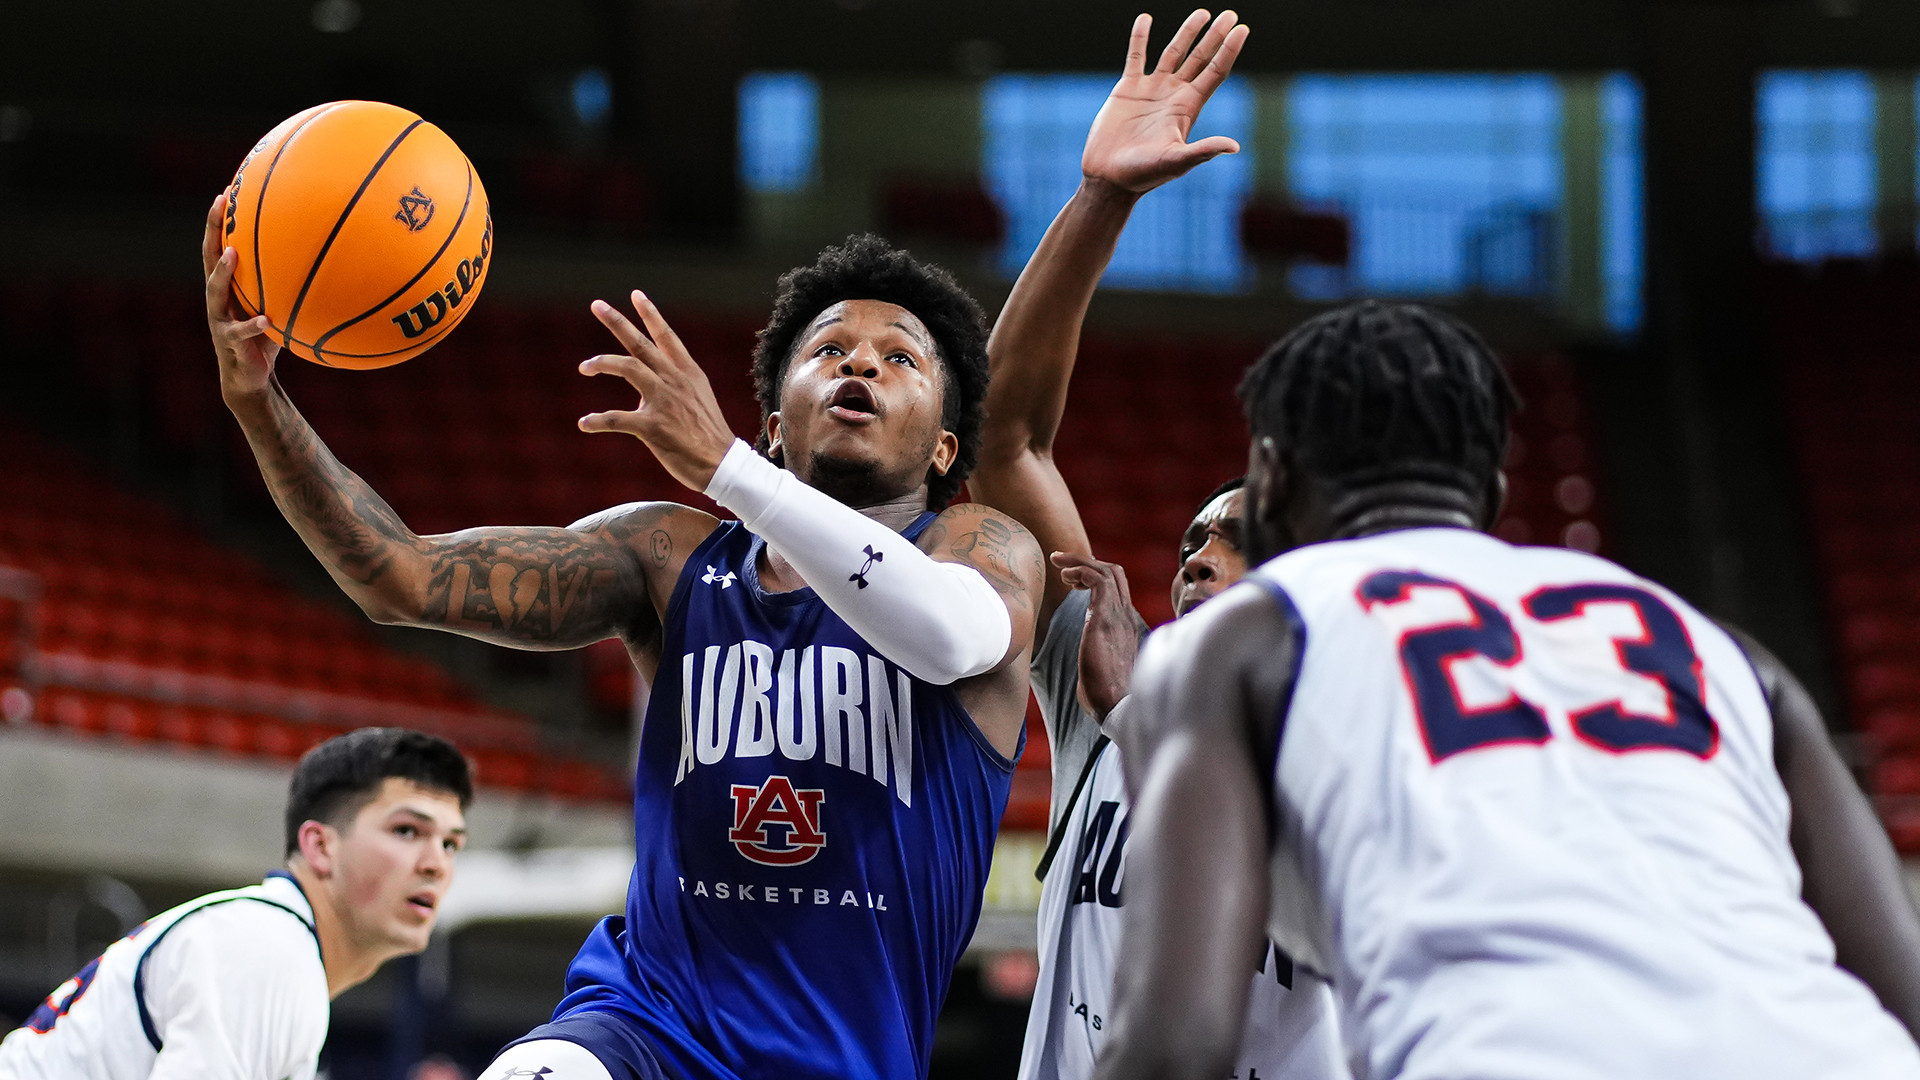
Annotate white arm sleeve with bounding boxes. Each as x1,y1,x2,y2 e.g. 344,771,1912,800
706,439,1013,684
143,902,329,1080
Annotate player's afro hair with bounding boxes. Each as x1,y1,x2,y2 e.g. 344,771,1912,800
284,727,472,857
1238,301,1515,501
751,234,990,511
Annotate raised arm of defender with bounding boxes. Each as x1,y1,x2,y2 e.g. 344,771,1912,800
203,194,708,652
971,8,1248,642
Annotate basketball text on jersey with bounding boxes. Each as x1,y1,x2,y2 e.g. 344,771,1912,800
553,518,1013,1080
672,640,915,806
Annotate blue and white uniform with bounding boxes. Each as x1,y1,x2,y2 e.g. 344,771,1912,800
0,872,327,1080
1249,527,1920,1080
1018,589,1346,1080
519,516,1018,1080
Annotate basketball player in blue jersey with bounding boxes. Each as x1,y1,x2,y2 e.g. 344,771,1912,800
1097,303,1920,1080
203,196,1043,1077
968,11,1344,1080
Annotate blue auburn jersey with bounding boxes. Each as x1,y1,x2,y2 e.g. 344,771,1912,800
553,515,1020,1080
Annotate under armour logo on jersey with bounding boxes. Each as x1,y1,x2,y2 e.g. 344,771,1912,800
394,186,435,231
850,546,883,589
702,565,737,589
729,775,826,866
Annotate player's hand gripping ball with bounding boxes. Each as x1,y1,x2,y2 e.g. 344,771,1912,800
221,100,491,369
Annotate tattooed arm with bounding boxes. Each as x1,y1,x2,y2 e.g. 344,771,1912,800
918,502,1047,754
202,197,711,649
919,502,1046,656
224,380,712,649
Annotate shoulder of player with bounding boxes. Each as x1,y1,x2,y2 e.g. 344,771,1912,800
164,894,319,953
1138,584,1301,719
920,501,1043,574
568,500,718,542
148,896,326,994
568,501,720,570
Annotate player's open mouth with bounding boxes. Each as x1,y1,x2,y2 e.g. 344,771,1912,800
407,892,437,915
827,380,878,423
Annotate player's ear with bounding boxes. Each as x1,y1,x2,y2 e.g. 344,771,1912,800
928,428,958,476
1248,437,1286,525
297,819,337,876
1482,472,1508,531
764,413,784,465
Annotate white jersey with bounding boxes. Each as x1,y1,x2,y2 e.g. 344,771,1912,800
1250,527,1920,1080
1019,739,1346,1080
0,873,329,1080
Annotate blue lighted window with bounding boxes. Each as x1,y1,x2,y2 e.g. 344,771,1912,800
1757,71,1876,261
1601,74,1644,334
983,74,1253,293
1284,74,1563,299
740,72,819,193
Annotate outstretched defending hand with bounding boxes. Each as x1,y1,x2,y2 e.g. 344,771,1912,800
578,291,739,493
1055,550,1141,722
1083,9,1250,195
201,192,281,402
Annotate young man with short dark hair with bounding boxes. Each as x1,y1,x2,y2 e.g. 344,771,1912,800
0,727,472,1080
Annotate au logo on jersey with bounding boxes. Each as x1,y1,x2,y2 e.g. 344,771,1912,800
729,775,826,866
395,186,435,231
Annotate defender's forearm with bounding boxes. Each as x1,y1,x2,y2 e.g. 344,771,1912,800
225,382,424,619
982,179,1139,454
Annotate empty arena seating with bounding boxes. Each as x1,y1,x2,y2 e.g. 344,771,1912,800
0,422,626,803
0,278,1608,832
1766,259,1920,851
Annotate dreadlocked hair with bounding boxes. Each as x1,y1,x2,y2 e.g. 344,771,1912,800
1237,301,1515,504
751,234,990,511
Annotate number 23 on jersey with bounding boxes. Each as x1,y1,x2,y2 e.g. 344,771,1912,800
1356,571,1719,763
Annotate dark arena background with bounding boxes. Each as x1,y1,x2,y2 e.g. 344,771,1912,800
7,2,1920,1076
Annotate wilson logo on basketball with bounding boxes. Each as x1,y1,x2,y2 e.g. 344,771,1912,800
394,186,435,231
728,776,826,867
391,211,491,339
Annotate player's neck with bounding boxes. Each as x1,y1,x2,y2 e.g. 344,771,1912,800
1325,482,1482,541
286,860,385,1000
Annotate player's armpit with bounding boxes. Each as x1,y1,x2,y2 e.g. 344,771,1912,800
1731,626,1920,1040
1095,589,1292,1080
388,502,712,651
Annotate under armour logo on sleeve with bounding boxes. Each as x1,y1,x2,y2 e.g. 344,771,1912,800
850,546,884,589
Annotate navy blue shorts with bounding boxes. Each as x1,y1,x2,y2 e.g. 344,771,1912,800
502,1008,671,1080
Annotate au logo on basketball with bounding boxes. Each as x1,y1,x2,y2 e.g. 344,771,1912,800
395,186,435,232
729,776,826,867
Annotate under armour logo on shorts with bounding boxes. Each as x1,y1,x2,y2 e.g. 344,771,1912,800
850,545,883,589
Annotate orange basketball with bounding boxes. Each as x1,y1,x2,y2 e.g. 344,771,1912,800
221,101,492,369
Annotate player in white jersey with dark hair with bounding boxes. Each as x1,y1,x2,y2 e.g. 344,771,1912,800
968,10,1344,1080
1098,300,1920,1080
0,727,471,1080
